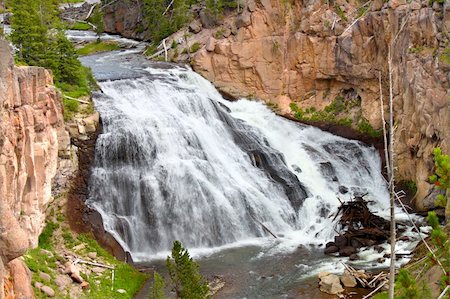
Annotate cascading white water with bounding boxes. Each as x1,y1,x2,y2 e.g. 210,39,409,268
88,66,391,261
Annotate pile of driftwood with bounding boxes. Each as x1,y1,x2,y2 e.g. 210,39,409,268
318,264,388,297
325,196,392,258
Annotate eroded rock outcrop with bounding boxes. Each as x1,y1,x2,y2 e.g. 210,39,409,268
0,39,66,298
190,0,449,211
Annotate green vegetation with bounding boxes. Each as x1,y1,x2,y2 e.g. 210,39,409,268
334,5,347,22
190,42,201,53
439,48,450,65
428,0,444,5
89,5,104,38
10,0,97,120
373,269,431,299
68,21,92,31
76,41,121,56
403,180,418,196
166,241,209,299
357,118,382,138
289,95,382,137
143,0,192,43
38,222,60,250
25,221,147,299
149,272,165,299
429,147,449,208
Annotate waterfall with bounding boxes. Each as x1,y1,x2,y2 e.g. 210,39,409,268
88,66,390,261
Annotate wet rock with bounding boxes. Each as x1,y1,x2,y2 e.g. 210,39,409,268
340,270,357,287
339,246,356,257
319,273,344,295
324,245,339,254
338,186,348,194
374,245,384,253
334,235,348,247
325,241,336,248
349,253,359,261
377,257,386,264
41,285,55,297
350,238,363,249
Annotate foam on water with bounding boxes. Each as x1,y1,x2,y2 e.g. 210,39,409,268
87,66,415,264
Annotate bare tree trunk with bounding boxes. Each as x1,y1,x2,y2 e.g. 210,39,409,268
387,46,396,299
379,71,390,178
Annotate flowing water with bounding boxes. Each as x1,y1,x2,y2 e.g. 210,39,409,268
76,32,420,297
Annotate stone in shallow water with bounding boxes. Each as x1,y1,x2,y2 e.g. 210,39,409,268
319,274,344,295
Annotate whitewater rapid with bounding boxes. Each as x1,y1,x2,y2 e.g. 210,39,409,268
86,65,403,262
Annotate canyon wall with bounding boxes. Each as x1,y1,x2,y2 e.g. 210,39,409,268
0,40,67,298
102,0,449,210
191,0,449,211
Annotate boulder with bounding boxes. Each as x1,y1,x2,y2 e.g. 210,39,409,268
334,235,348,247
319,274,344,295
247,0,256,12
55,274,72,290
199,10,216,28
41,285,55,297
324,245,339,254
189,20,202,34
339,246,356,257
235,11,252,28
39,272,51,282
87,252,97,259
340,270,357,287
205,37,216,52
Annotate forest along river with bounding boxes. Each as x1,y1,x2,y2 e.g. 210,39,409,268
72,31,423,298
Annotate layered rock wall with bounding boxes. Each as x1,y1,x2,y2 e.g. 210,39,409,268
191,0,449,211
0,40,66,298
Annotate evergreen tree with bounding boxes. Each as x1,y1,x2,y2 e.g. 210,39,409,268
10,0,48,65
166,241,209,299
89,6,104,39
149,272,165,299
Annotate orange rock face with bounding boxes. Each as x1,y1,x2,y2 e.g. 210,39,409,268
192,0,449,210
0,40,65,298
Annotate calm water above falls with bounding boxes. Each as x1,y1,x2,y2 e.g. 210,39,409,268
78,36,417,297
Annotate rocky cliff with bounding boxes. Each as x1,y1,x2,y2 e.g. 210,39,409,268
0,39,67,298
190,0,450,212
101,0,449,211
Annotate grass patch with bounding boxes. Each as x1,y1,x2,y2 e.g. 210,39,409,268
439,48,450,65
68,21,92,31
190,42,201,53
38,222,59,250
357,118,382,138
76,234,148,298
57,66,97,121
334,5,348,22
77,41,121,56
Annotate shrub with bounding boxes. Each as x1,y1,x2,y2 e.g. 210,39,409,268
166,241,209,299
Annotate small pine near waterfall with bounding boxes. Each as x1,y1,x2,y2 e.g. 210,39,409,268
0,0,448,298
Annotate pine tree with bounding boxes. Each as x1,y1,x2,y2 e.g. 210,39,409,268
149,272,165,299
10,0,48,65
166,241,209,299
89,6,104,39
